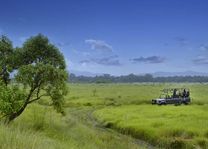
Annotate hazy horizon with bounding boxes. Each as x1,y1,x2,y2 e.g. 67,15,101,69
70,69,208,77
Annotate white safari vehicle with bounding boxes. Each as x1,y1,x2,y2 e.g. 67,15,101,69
152,88,191,105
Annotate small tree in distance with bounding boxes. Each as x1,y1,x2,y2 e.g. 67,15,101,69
0,34,68,124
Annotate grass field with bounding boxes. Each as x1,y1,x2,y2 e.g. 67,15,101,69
1,83,208,149
94,105,208,148
67,83,208,106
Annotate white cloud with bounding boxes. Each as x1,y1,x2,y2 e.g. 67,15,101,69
80,55,121,66
199,45,208,51
193,56,208,65
193,44,208,64
130,56,166,64
174,37,188,46
85,39,113,52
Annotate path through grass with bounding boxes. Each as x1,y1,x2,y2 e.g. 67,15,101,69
0,104,147,149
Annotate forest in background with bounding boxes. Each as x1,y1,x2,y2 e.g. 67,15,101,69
69,73,208,83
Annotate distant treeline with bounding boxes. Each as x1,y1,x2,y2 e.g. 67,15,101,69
69,73,208,83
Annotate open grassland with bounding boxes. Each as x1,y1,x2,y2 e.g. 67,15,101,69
94,105,208,149
0,104,144,149
67,83,208,106
1,83,208,149
67,83,208,148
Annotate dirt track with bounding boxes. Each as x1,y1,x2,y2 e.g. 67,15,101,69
67,107,156,149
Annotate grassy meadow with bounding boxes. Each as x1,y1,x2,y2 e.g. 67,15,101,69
94,105,208,148
1,83,208,149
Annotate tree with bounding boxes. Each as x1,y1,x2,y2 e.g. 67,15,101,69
0,34,68,124
14,34,66,69
0,35,14,86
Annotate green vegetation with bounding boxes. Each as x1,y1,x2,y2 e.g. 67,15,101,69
68,83,208,148
0,34,68,123
0,35,13,86
94,105,208,148
69,73,208,83
0,104,144,149
67,83,208,106
1,83,208,148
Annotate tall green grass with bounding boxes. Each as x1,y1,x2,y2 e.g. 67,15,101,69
94,105,208,148
0,104,143,149
0,124,61,149
0,104,73,149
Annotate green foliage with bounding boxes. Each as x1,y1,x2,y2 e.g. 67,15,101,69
15,63,68,113
0,34,68,123
16,34,66,69
0,83,26,117
0,35,14,85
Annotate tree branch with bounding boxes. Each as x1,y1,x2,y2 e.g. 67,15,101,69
27,94,47,104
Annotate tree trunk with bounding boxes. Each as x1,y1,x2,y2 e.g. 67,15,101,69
4,87,35,124
5,105,27,124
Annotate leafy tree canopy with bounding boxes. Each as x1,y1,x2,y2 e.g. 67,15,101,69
15,34,66,69
0,34,68,124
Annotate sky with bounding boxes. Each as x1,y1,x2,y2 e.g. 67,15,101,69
0,0,208,75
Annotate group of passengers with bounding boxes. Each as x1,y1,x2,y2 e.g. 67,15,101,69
172,89,190,98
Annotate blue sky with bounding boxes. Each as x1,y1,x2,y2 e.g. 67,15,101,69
1,0,208,75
